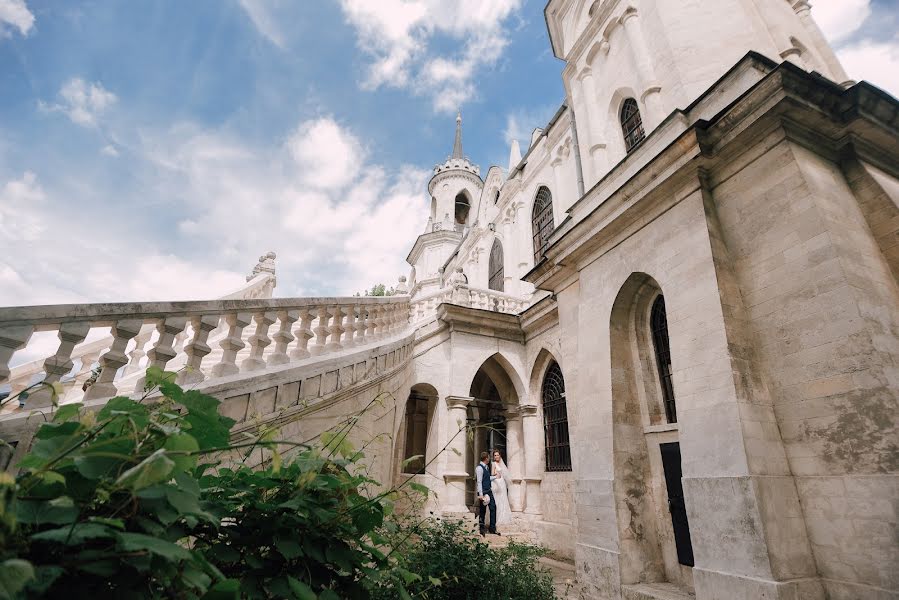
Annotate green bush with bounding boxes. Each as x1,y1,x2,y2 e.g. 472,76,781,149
374,518,556,600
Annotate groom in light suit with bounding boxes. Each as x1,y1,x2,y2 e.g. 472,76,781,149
475,451,501,536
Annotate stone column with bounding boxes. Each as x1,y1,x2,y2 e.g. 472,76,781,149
520,404,543,515
442,396,473,514
578,66,609,185
570,74,596,186
505,406,525,512
792,0,852,86
620,9,665,128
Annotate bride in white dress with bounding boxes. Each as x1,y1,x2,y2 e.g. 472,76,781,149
490,450,513,527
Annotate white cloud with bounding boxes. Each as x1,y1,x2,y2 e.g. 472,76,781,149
836,37,899,97
339,0,522,112
810,0,871,43
286,118,365,190
0,171,45,242
40,78,117,127
502,104,558,146
0,0,34,37
238,0,285,48
101,144,119,157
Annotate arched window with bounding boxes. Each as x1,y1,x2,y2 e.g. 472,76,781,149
488,238,504,292
531,186,554,262
454,192,470,226
403,392,430,474
542,361,571,471
494,189,501,204
620,98,645,153
650,295,677,423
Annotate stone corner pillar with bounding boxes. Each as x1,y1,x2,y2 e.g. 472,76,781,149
504,405,525,512
442,395,473,513
520,403,545,515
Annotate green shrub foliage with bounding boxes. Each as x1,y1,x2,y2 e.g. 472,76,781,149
0,369,557,599
373,518,556,600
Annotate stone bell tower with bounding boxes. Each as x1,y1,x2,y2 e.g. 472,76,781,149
407,112,484,297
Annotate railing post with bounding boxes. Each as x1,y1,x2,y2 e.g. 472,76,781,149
343,305,358,349
241,311,276,372
123,325,153,377
68,347,103,401
212,312,252,378
28,322,91,408
310,306,331,356
0,325,33,383
178,315,220,385
325,305,345,353
269,310,299,366
290,308,314,360
84,319,143,401
135,317,188,391
364,306,377,341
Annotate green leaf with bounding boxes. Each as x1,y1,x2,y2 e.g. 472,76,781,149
274,537,304,560
16,496,78,525
286,577,316,600
52,403,82,423
118,532,192,561
400,455,423,468
397,568,422,585
397,586,412,600
145,366,177,390
164,432,199,471
31,523,116,545
409,481,429,498
428,576,442,587
115,449,175,491
319,591,340,600
202,579,240,600
179,390,234,449
0,560,34,600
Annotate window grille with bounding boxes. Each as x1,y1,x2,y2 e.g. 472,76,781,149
488,239,504,292
650,295,677,423
542,361,572,471
620,98,646,152
531,186,554,262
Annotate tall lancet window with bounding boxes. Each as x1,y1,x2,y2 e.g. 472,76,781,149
650,295,677,423
454,192,470,227
488,239,504,292
542,361,571,472
531,186,554,262
620,98,645,153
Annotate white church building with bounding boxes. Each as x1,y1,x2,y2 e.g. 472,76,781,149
2,1,897,599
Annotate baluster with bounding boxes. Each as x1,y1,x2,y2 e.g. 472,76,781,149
241,311,276,372
373,305,386,340
135,317,188,391
309,306,331,356
68,347,103,401
0,325,34,383
325,305,345,353
211,312,252,378
269,310,299,366
84,319,143,401
343,306,358,349
354,305,367,346
388,304,399,334
364,306,377,340
290,308,314,360
173,330,188,355
124,325,153,376
27,322,91,408
178,315,220,385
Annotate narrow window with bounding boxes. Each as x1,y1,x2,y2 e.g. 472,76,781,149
542,361,572,472
650,295,677,423
531,186,554,262
402,393,429,474
488,239,504,292
494,189,501,204
620,98,645,152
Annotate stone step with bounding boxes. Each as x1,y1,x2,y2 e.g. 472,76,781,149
622,583,695,600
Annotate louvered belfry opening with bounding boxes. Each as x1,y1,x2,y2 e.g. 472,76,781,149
542,360,571,471
531,186,554,262
650,295,677,423
620,98,646,152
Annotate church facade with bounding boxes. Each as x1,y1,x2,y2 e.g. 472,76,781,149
397,1,899,599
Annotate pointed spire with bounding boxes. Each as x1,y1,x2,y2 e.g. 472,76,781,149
452,110,464,159
508,138,521,173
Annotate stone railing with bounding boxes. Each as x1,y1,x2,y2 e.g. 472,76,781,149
0,296,410,412
410,285,529,322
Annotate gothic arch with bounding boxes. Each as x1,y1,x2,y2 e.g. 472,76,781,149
457,350,527,406
399,383,438,475
531,185,555,263
488,237,504,292
608,87,642,156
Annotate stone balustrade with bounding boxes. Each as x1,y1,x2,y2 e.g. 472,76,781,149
410,286,529,322
0,296,410,412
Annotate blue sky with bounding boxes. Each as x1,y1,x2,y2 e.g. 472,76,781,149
1,0,897,305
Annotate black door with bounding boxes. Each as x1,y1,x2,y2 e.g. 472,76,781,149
659,442,694,567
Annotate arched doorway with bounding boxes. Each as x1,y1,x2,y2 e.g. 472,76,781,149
609,273,693,592
399,384,438,476
465,354,521,510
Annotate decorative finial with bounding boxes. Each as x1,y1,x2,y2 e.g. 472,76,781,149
456,109,462,124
